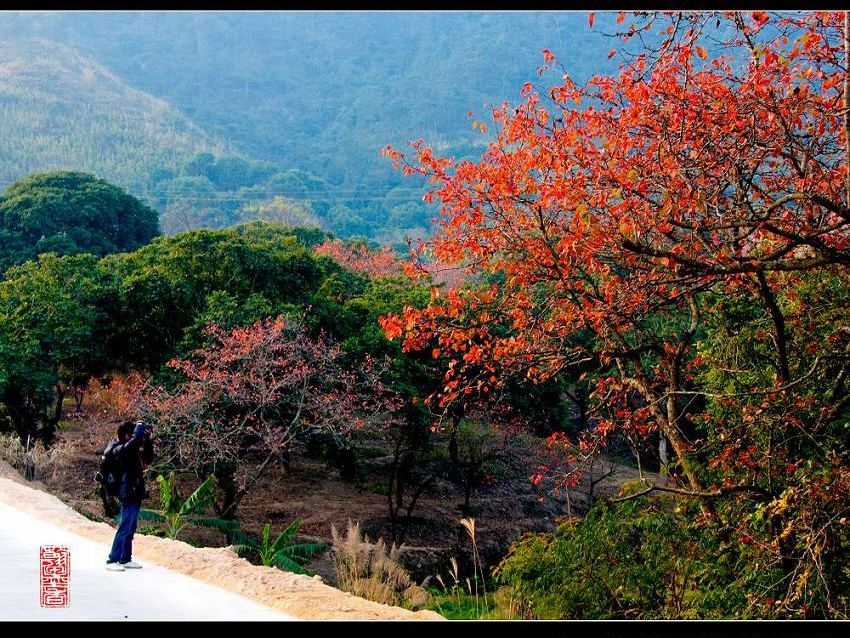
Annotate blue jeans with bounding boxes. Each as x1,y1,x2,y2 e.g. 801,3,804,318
107,499,141,564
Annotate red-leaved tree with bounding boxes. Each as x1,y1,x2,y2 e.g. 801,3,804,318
381,10,849,488
143,316,402,518
380,11,850,614
315,239,403,278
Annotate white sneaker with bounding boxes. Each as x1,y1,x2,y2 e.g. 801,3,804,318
122,560,143,569
106,562,125,571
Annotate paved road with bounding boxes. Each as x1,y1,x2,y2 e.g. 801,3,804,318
0,500,294,621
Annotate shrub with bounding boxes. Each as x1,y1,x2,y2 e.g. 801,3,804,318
138,473,239,540
494,497,760,619
233,519,326,575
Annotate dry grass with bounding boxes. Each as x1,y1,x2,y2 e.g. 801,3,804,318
330,519,431,610
0,432,75,483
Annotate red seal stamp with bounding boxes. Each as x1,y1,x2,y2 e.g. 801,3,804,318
40,545,70,608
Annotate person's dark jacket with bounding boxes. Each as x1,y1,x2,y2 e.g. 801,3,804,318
104,433,154,502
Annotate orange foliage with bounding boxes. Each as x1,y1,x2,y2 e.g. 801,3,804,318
380,11,850,491
79,372,149,449
315,239,403,278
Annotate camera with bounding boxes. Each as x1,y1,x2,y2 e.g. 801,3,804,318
135,420,153,437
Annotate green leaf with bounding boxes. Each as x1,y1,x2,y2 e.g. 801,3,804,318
156,473,174,513
188,516,241,532
179,474,217,515
273,554,312,575
231,543,257,557
281,541,327,561
138,509,166,523
270,518,300,552
232,531,259,548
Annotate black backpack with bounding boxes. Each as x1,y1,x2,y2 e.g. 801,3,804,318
94,441,121,498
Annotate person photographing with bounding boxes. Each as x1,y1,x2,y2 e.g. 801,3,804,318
104,420,154,571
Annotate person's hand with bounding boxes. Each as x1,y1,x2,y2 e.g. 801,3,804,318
133,422,147,439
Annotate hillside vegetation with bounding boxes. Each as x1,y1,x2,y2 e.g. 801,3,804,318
0,38,225,192
0,13,621,240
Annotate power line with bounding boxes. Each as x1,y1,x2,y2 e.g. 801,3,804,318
138,190,428,196
153,198,431,203
135,189,434,204
0,185,433,204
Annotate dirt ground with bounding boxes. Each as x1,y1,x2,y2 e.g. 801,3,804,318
17,417,656,595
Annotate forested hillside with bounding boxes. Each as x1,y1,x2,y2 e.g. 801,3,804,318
0,12,619,240
0,38,225,192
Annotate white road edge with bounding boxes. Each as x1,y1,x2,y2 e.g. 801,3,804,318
0,500,295,621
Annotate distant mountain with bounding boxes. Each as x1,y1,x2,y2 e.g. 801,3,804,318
0,12,619,188
0,12,625,242
0,38,226,192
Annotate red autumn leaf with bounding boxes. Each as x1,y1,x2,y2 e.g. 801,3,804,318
380,11,848,510
315,239,403,278
752,11,769,24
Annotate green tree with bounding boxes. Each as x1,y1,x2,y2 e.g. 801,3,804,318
495,497,757,619
159,175,222,233
0,253,118,444
103,222,326,371
176,290,295,356
183,152,216,178
0,171,159,272
234,196,322,229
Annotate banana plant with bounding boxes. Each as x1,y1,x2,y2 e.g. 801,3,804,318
233,518,326,575
139,472,240,540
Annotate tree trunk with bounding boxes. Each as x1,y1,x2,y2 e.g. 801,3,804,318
662,412,703,491
463,468,473,510
279,449,291,475
219,448,279,519
395,464,406,512
756,271,790,382
623,372,704,492
397,473,435,546
448,412,460,467
24,435,35,481
387,480,398,542
5,390,36,444
214,465,238,519
575,386,589,430
661,295,703,491
562,386,589,431
41,385,65,447
387,438,403,543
